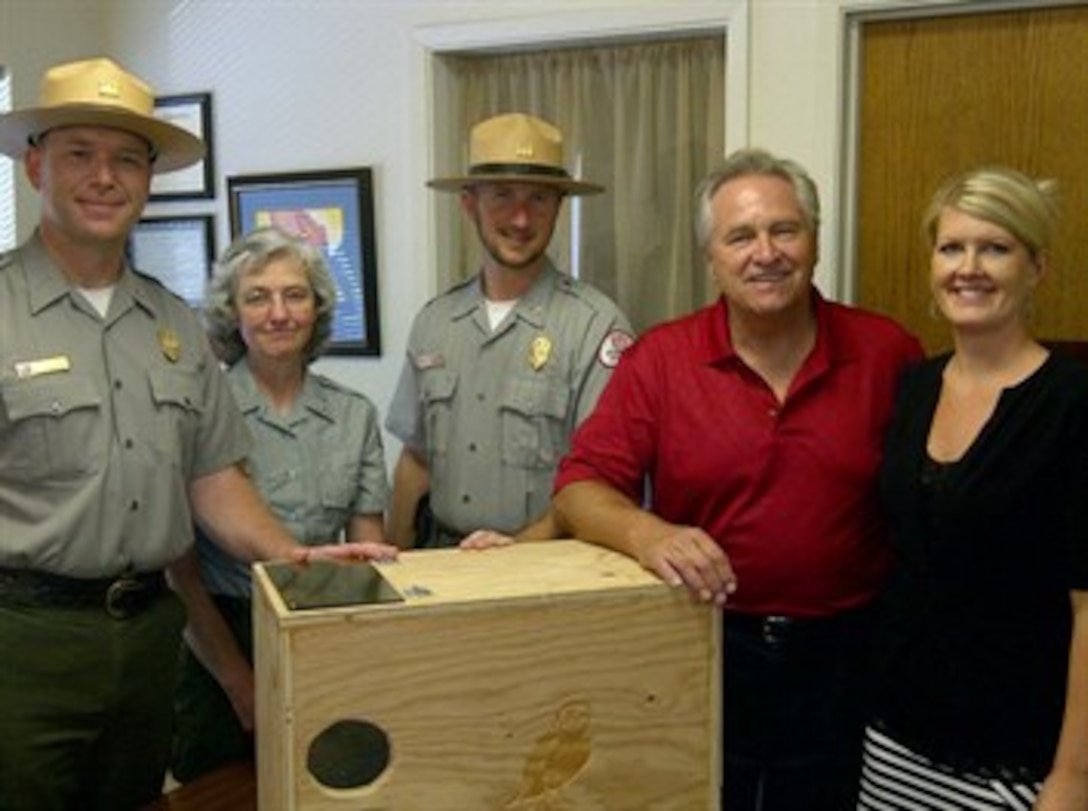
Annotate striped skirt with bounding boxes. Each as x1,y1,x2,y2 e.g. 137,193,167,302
858,726,1041,810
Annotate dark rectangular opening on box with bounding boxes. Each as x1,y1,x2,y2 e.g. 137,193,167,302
265,560,403,610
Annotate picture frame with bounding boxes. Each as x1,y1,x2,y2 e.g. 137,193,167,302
128,215,216,309
150,93,215,200
227,168,381,356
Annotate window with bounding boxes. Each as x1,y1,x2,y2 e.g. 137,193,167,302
433,36,726,333
0,66,13,252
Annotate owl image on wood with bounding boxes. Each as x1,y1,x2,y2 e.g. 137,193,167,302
506,699,592,810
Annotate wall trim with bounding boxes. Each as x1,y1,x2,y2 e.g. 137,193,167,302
413,3,750,296
414,3,748,151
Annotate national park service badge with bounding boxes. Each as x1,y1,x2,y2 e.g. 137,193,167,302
529,335,553,371
158,328,181,364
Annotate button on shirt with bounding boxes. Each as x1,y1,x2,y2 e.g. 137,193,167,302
556,293,923,616
0,232,250,577
197,361,390,598
386,262,631,537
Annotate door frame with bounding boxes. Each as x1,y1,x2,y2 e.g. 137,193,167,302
412,3,748,299
836,0,1087,303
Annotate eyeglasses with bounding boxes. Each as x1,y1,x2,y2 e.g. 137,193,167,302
238,287,314,313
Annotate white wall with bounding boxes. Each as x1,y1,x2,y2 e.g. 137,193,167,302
1,0,105,239
0,0,971,468
100,1,754,469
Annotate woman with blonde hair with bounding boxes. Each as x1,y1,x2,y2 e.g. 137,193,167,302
860,167,1088,809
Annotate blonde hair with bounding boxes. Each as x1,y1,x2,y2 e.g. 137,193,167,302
923,167,1059,259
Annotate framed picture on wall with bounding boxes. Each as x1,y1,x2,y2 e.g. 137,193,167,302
227,168,381,356
128,214,216,308
150,93,215,200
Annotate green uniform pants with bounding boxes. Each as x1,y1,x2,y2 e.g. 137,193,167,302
0,593,185,811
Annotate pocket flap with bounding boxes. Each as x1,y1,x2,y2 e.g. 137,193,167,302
1,376,101,420
148,369,203,413
501,377,570,418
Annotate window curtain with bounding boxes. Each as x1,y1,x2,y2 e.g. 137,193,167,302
435,36,725,332
0,67,14,252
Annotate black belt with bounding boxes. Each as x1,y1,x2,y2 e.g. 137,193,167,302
0,567,166,620
727,607,871,646
428,518,465,549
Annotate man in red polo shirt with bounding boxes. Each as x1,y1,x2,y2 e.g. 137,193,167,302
553,148,923,811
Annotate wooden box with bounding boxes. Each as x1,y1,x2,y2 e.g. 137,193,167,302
253,540,720,809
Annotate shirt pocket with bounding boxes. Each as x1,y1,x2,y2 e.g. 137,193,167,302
318,454,359,528
500,377,571,470
420,370,458,457
147,368,205,461
252,465,293,499
0,375,104,481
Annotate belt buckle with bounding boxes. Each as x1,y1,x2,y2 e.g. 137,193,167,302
105,577,146,620
762,615,791,645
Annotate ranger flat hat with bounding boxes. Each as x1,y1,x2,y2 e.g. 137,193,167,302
428,112,602,196
0,57,205,174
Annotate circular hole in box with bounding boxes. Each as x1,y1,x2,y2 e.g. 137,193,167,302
307,718,390,789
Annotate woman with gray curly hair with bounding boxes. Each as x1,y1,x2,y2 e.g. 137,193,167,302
203,225,338,366
170,226,390,783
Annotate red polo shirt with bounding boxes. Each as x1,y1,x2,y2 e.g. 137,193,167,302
555,293,923,616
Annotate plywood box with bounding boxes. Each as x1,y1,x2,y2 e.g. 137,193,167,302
253,540,721,810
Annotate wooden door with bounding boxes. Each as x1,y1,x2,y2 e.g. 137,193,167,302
856,6,1088,354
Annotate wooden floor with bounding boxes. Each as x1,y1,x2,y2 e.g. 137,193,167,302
143,762,256,811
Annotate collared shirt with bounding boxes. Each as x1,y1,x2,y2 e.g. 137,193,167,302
555,292,923,616
0,231,250,577
386,261,632,538
197,360,390,597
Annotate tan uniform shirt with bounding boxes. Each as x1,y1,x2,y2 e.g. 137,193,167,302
386,262,632,538
0,232,250,576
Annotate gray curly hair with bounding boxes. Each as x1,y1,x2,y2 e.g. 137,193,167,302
203,226,338,366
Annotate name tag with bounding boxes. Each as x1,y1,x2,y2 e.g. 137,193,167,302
14,355,71,379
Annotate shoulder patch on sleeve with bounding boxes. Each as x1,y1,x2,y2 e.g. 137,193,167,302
411,351,445,371
597,330,634,368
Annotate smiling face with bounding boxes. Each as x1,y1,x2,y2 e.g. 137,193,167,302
461,182,563,272
930,206,1043,335
706,174,818,320
26,125,153,250
235,254,317,367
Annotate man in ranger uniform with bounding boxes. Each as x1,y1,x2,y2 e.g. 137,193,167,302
386,113,633,548
0,57,394,810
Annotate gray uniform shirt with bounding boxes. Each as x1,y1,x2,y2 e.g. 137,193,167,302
198,360,390,597
385,261,632,538
0,232,250,577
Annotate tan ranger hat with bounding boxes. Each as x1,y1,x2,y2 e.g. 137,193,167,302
0,57,205,174
428,112,602,196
